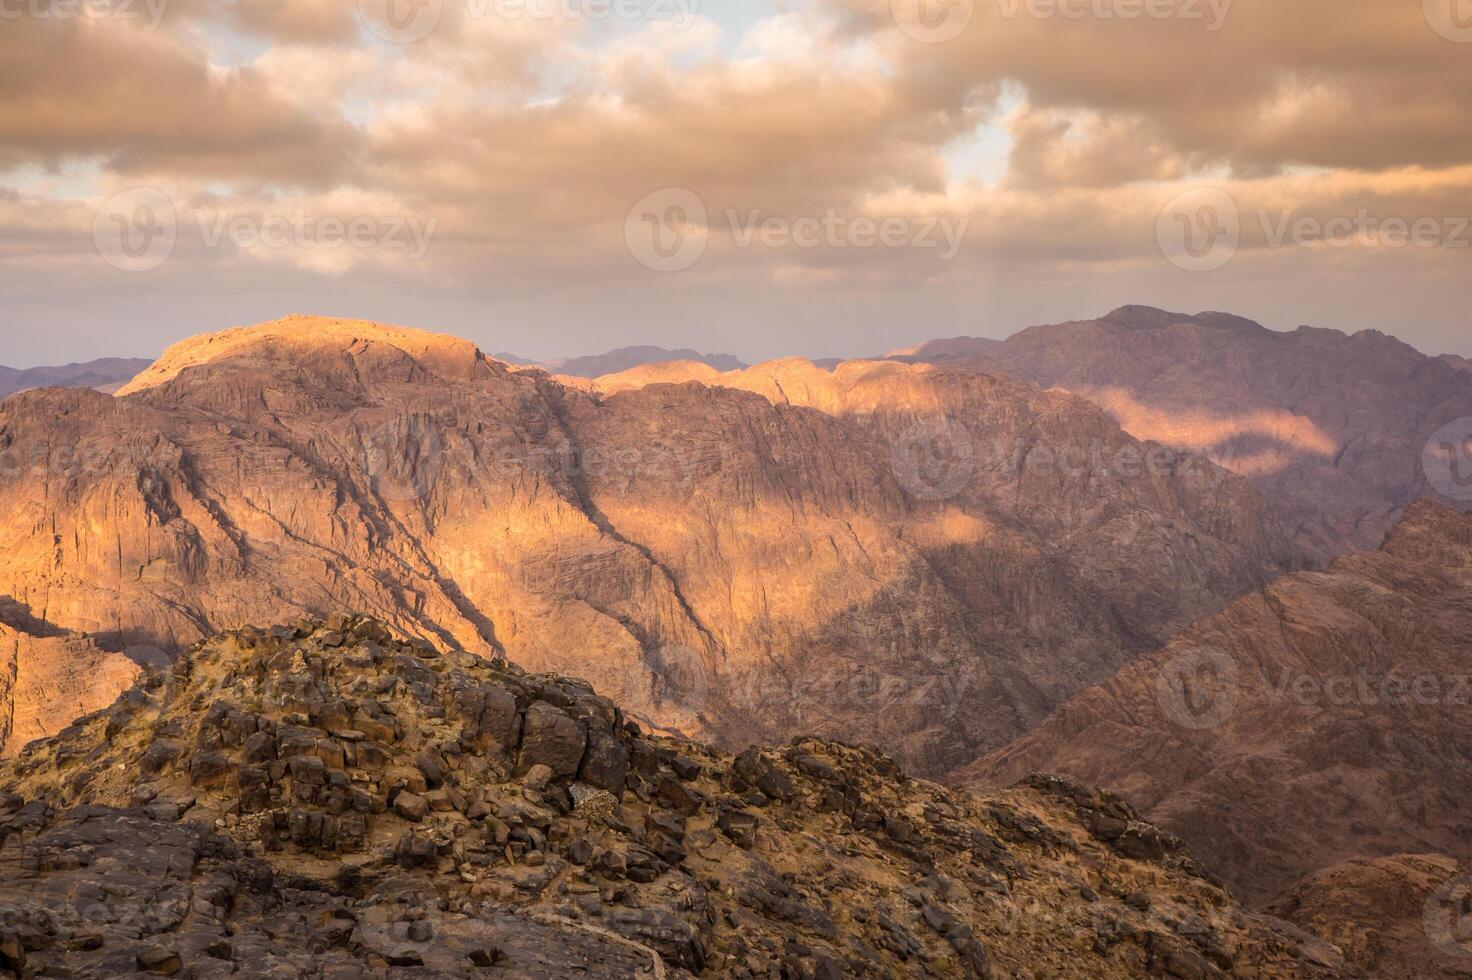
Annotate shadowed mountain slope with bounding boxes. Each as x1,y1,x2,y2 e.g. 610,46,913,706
0,316,1293,776
966,501,1472,907
897,306,1472,560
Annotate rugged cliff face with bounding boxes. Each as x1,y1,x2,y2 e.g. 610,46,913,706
0,617,1354,978
966,501,1472,907
0,317,1293,774
0,606,141,757
898,306,1472,560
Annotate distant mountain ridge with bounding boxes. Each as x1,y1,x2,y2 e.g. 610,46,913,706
893,306,1472,559
492,345,747,378
0,357,152,399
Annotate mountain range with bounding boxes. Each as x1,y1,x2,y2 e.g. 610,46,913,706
494,346,747,379
893,306,1472,560
967,500,1472,904
0,316,1289,780
1,307,1469,976
0,358,152,399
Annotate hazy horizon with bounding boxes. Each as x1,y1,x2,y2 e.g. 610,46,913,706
4,0,1470,368
9,296,1472,372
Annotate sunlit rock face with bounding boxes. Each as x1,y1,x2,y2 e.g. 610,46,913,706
966,501,1472,906
0,316,1293,772
0,614,141,757
896,305,1472,560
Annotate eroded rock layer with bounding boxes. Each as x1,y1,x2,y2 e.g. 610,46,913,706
0,316,1293,773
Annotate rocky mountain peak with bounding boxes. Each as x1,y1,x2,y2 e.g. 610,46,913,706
0,616,1352,978
1097,306,1202,331
117,316,493,397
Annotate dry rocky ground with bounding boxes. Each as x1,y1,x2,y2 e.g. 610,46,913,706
0,616,1353,978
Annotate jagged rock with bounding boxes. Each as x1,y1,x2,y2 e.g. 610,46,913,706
579,732,630,795
392,791,429,822
0,618,1354,979
517,703,586,781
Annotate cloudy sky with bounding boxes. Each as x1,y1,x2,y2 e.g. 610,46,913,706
2,0,1470,366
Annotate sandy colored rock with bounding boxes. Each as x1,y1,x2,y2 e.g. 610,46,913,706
0,615,140,757
0,315,1293,774
1269,853,1469,979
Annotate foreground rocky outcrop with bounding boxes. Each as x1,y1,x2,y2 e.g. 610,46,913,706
0,617,1353,978
1269,854,1471,979
896,306,1472,560
967,501,1472,909
0,316,1293,774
